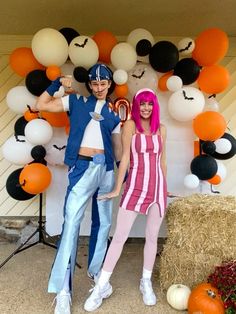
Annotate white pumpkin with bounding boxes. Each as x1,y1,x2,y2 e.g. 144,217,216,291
166,284,191,310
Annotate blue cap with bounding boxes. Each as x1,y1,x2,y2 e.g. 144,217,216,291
88,63,113,81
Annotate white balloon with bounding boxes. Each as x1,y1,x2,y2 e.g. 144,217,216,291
6,86,37,114
166,76,183,92
111,43,137,71
216,161,227,181
178,37,195,55
127,28,155,48
68,36,99,69
184,174,200,189
25,119,53,145
204,96,219,112
60,61,90,96
127,63,158,96
2,135,34,165
32,28,68,66
214,138,232,154
168,87,205,122
127,28,154,63
113,69,128,85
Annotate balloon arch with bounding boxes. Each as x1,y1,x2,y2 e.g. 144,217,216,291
3,26,236,199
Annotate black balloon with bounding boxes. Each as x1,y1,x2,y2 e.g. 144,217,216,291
149,41,179,72
6,168,35,201
136,39,152,56
25,69,51,96
31,145,47,162
14,116,28,136
59,27,80,44
210,133,236,160
201,141,216,155
191,155,218,180
73,66,89,83
174,58,201,85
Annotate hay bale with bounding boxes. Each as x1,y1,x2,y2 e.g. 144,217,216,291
159,247,222,290
166,194,236,258
159,194,236,290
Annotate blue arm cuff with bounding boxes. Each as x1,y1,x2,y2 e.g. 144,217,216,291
46,77,62,96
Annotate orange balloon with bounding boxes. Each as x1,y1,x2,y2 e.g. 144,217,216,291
65,124,70,135
46,65,61,81
192,28,229,66
158,72,173,91
41,111,69,127
24,109,39,121
9,47,45,77
194,140,200,157
114,84,128,98
193,111,227,141
93,30,118,64
197,65,230,94
19,163,52,194
208,174,221,185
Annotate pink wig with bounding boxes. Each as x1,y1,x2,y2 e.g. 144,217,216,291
131,88,160,133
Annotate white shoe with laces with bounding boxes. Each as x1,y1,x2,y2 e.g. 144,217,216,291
54,289,71,314
84,282,113,312
139,278,157,306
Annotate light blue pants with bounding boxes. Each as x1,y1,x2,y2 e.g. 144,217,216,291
48,159,115,293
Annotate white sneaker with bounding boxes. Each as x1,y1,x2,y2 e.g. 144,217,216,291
139,278,157,306
54,290,71,314
84,282,113,312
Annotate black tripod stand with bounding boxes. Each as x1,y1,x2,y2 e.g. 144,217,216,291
0,193,57,269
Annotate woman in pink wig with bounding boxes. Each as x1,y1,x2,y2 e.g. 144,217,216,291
84,88,167,311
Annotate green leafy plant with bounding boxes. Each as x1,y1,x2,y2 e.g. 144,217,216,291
208,260,236,314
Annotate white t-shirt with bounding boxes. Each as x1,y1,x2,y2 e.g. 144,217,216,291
61,95,120,149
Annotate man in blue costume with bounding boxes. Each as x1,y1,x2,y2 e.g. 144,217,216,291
36,63,121,314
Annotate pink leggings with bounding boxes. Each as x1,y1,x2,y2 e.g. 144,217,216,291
103,203,164,273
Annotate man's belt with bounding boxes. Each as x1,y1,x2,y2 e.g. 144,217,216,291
78,154,105,164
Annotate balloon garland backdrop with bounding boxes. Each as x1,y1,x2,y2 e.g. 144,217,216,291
4,26,236,199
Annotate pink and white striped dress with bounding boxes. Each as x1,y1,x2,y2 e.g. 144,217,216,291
120,132,167,216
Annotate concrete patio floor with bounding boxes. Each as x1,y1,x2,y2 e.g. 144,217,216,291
0,241,186,314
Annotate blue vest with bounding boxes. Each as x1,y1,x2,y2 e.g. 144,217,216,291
64,94,120,171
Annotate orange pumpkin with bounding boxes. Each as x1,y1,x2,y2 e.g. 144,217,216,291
188,283,224,314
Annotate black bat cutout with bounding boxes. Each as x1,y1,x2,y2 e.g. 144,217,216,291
53,144,66,151
132,70,145,79
182,90,194,100
14,134,25,142
27,104,39,114
179,41,193,53
74,38,88,48
210,185,220,194
208,94,216,99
